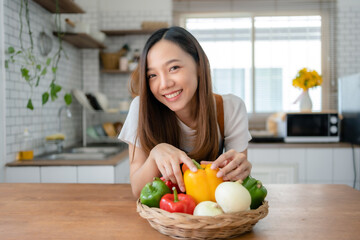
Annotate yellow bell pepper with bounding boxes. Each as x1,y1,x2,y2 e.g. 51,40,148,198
183,159,224,204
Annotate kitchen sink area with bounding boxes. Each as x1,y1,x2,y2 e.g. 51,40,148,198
35,144,128,161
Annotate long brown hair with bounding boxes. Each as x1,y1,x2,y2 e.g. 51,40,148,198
130,26,219,161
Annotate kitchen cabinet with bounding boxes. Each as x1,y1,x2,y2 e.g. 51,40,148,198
5,167,40,183
78,166,114,183
40,166,77,183
6,158,130,184
248,144,360,190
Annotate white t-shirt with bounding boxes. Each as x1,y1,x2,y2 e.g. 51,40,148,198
118,94,252,154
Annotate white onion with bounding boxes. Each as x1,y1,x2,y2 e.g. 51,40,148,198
193,201,224,216
215,181,251,213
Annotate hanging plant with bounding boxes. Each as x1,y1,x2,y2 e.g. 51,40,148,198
4,0,72,110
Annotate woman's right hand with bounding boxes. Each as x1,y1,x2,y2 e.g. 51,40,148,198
149,143,198,192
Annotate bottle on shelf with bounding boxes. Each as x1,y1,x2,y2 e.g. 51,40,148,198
16,128,34,161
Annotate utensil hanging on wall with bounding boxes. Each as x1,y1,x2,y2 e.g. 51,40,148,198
37,31,53,56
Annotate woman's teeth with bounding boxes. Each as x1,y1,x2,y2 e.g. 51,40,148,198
165,90,182,99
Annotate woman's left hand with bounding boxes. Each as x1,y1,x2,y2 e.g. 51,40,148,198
201,149,251,181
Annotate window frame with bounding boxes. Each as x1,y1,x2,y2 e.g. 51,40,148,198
179,11,331,120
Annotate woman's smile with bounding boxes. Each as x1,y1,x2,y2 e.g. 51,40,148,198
164,89,183,101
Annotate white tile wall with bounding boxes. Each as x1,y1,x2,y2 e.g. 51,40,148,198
336,0,360,78
4,0,83,163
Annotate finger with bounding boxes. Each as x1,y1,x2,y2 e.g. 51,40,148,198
217,158,239,178
157,164,168,180
211,150,236,170
165,165,177,184
172,164,185,192
224,162,251,181
236,168,251,181
180,155,198,172
224,164,246,181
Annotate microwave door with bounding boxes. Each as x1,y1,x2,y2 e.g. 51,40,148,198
285,114,339,142
288,115,328,136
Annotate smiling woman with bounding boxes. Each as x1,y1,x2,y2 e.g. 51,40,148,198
118,26,252,198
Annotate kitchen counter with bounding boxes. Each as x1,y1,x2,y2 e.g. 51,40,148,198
6,150,129,166
0,184,359,240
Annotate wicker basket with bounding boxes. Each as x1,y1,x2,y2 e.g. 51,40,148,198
100,48,128,70
136,199,269,240
141,21,169,30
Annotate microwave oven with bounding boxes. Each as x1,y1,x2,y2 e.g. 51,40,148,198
278,113,340,143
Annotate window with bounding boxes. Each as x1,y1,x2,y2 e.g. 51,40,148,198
185,16,322,113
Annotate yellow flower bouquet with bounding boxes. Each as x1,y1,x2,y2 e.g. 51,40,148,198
292,68,323,91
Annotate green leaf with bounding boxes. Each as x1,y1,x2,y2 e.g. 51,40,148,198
7,47,15,54
52,67,57,74
46,58,51,66
36,64,41,71
64,93,72,105
35,76,40,87
50,83,62,101
27,99,34,110
21,67,30,81
5,60,8,69
42,92,49,105
41,67,47,76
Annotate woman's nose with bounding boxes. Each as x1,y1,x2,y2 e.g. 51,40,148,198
159,73,174,90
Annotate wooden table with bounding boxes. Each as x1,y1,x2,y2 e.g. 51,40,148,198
0,184,359,240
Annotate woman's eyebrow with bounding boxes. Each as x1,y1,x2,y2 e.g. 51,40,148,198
147,59,181,71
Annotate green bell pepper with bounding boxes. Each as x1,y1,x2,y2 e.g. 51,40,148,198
242,175,267,209
140,177,171,208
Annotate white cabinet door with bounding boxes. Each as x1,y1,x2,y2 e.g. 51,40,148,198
115,157,130,183
41,166,77,183
306,148,333,183
6,167,40,183
251,163,297,184
279,148,306,183
77,166,115,183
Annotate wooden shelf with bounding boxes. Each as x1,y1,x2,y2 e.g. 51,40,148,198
53,32,106,49
101,69,132,74
33,0,85,13
101,29,157,36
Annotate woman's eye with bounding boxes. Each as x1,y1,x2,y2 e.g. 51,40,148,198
170,66,180,72
147,74,156,79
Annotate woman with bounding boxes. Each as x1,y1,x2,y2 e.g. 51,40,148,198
119,26,252,198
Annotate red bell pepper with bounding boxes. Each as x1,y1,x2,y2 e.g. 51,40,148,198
160,177,183,193
160,187,196,214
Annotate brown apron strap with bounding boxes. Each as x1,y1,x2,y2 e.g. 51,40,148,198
214,94,224,140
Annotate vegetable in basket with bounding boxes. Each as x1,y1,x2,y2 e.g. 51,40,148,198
193,201,224,216
160,187,196,214
140,177,171,208
183,159,223,204
160,177,183,193
215,180,251,213
242,175,267,209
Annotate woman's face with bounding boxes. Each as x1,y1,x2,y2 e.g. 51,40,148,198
146,39,198,116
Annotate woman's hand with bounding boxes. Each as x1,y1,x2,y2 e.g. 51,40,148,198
149,143,197,192
202,149,251,181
